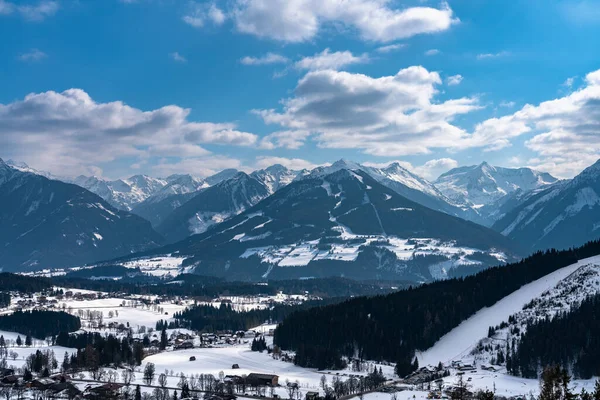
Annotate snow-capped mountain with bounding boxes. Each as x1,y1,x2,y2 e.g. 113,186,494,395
300,159,477,222
493,159,600,251
5,159,59,180
73,174,168,211
0,159,164,272
250,164,300,194
156,172,271,243
434,162,558,210
112,168,519,282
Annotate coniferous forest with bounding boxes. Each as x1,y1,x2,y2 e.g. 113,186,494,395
274,240,600,370
0,310,81,339
510,293,600,379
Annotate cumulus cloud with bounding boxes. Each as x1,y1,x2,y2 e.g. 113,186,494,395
294,49,369,71
169,52,187,63
259,130,311,149
470,69,600,177
254,156,318,170
0,89,258,177
240,53,289,65
183,2,226,28
232,0,457,43
446,74,463,86
255,66,481,157
18,48,47,62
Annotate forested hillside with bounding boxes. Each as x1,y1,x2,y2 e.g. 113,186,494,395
511,293,600,379
274,240,600,371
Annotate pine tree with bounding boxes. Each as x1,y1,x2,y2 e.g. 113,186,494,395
23,369,33,381
135,385,142,400
25,334,32,346
173,390,178,400
592,379,600,400
160,327,168,350
16,335,22,346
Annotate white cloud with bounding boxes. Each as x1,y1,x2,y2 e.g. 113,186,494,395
183,2,227,28
0,89,258,177
240,53,289,66
256,66,482,157
254,156,318,170
0,0,58,20
470,68,600,178
208,3,226,25
413,158,458,180
446,74,463,86
259,130,311,149
294,49,369,71
232,0,457,43
18,48,47,62
375,43,406,53
424,49,440,56
476,51,511,60
169,52,187,63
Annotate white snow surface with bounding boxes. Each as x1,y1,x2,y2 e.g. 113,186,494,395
417,255,600,367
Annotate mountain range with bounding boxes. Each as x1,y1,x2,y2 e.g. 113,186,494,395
3,156,600,281
110,168,519,282
0,159,164,272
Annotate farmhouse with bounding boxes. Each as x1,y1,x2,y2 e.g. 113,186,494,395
246,373,279,387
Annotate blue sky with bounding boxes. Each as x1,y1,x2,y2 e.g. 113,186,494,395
1,0,600,180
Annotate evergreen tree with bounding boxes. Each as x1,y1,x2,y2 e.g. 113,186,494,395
23,369,32,381
16,335,22,346
173,390,178,400
135,385,142,400
593,379,600,400
25,334,32,346
160,327,168,350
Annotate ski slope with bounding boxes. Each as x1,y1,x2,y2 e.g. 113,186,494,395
417,255,600,366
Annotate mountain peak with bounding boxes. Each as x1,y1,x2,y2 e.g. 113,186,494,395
331,159,360,170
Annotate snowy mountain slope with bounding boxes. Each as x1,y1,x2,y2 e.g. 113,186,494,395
417,254,600,367
111,168,519,282
0,158,165,272
300,159,477,222
493,159,600,251
469,255,600,367
434,162,557,211
156,172,271,243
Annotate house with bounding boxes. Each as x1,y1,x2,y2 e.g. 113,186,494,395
1,375,20,385
246,373,279,387
306,391,320,400
232,364,240,369
31,378,55,390
84,382,124,400
0,368,14,378
49,381,82,398
189,356,197,361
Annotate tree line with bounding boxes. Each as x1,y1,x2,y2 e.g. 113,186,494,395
274,240,600,370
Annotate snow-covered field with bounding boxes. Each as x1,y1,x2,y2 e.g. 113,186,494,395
241,236,505,279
